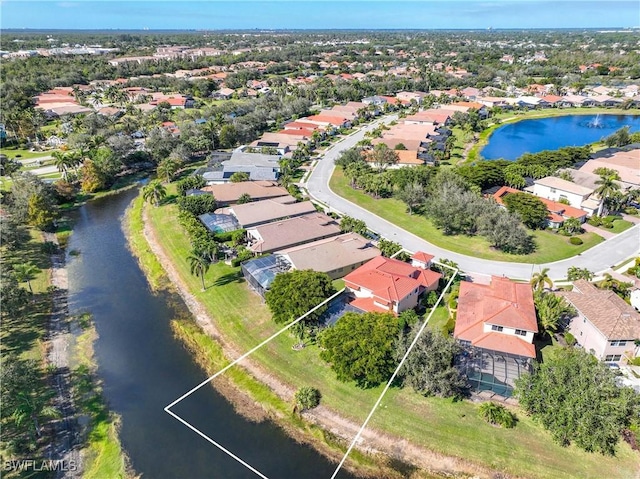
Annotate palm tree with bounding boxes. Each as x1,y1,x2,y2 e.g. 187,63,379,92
52,151,70,181
530,267,553,291
142,180,167,206
157,157,180,183
188,249,212,291
13,262,39,293
594,172,621,216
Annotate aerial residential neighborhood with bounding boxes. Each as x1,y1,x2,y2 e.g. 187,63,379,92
1,3,640,479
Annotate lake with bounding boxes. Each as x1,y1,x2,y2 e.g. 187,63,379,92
66,188,357,479
480,113,640,160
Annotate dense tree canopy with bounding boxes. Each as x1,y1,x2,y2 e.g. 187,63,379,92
503,192,549,230
396,324,467,398
265,270,335,325
319,312,400,388
516,348,639,455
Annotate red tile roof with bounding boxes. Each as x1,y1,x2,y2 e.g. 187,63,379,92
344,256,441,307
492,186,587,222
411,251,435,263
472,332,536,358
454,276,537,358
305,114,349,126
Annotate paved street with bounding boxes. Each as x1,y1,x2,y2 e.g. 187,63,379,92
305,118,640,280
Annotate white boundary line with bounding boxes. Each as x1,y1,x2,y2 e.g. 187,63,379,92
165,261,457,479
329,261,457,478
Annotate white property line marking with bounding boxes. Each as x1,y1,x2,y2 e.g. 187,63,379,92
164,288,347,478
165,262,457,479
329,262,458,479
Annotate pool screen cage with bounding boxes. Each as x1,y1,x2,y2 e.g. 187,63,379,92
455,345,533,398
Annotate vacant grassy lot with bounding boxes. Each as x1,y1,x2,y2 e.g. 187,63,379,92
141,191,638,479
330,169,604,263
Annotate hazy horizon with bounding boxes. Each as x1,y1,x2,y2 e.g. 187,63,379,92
2,1,638,30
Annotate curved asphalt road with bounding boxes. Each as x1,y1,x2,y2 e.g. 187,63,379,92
305,117,640,280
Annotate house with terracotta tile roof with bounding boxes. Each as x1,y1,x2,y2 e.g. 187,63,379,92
559,280,640,365
344,254,442,315
492,186,588,228
454,276,538,359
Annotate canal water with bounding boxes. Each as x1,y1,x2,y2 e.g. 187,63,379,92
481,113,640,160
66,188,356,479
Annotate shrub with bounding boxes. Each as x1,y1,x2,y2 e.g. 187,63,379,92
564,332,577,346
624,207,639,216
478,402,517,428
177,194,217,216
294,387,321,411
569,236,583,245
587,216,602,227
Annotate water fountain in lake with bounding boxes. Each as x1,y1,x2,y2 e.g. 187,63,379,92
589,113,603,128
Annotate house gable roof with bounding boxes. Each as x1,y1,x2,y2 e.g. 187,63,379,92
454,276,538,358
559,280,640,340
344,256,441,305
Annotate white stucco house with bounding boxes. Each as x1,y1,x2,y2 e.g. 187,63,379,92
531,176,601,216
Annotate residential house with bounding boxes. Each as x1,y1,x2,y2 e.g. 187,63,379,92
343,253,442,315
213,87,235,100
218,197,316,228
559,280,640,364
276,233,381,280
492,186,588,227
403,109,454,126
201,181,289,206
530,176,600,216
580,147,640,188
246,213,342,254
454,276,538,359
201,149,282,183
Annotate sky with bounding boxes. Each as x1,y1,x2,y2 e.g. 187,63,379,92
1,1,639,30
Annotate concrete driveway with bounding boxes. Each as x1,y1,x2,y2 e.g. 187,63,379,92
305,117,640,280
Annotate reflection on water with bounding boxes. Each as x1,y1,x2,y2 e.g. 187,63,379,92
66,188,356,479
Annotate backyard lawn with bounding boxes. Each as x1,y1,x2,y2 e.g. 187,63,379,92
139,192,638,479
330,169,604,264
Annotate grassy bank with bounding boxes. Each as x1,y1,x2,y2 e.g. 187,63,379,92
466,107,640,163
134,188,638,479
330,168,604,264
73,321,130,479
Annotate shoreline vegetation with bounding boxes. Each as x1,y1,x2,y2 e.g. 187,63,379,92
48,220,132,478
125,187,640,479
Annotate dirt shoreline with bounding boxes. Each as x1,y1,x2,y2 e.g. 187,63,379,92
43,231,83,479
138,205,498,479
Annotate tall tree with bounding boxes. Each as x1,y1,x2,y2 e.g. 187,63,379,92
530,267,553,291
594,171,621,217
369,143,399,172
533,290,575,335
502,192,549,230
516,348,639,455
157,157,181,183
188,248,212,291
319,311,400,388
142,180,167,207
396,182,426,215
265,270,335,325
12,262,39,293
396,324,467,398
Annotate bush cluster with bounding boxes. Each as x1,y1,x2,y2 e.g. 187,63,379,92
569,236,583,245
478,402,517,428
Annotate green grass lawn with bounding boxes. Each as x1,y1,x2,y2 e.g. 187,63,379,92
330,169,604,264
425,305,450,333
0,146,58,160
140,191,638,479
609,219,634,234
